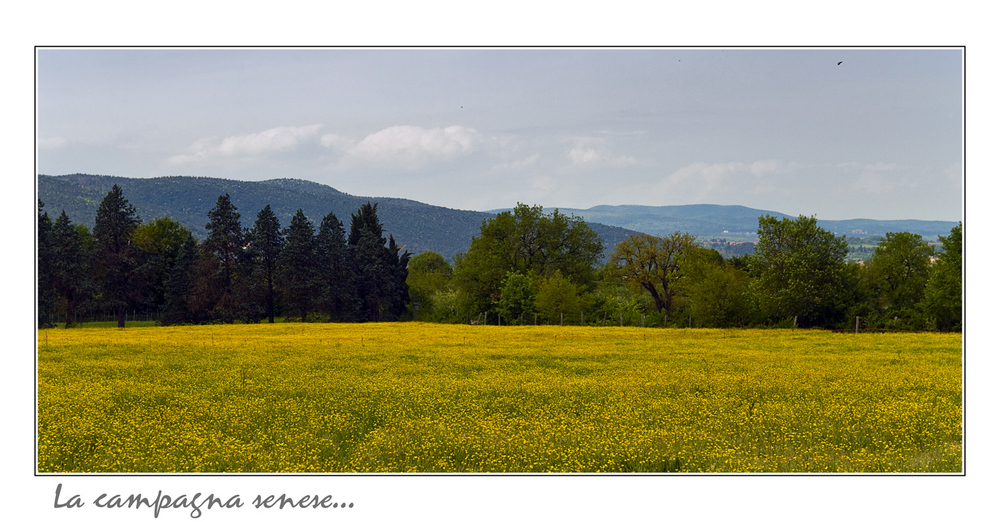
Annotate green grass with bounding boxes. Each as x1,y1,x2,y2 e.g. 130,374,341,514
37,323,963,473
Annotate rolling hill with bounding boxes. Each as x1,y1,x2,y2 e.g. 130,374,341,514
36,174,637,261
526,204,960,241
38,174,960,263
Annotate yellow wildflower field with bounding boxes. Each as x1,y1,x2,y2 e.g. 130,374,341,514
37,323,962,473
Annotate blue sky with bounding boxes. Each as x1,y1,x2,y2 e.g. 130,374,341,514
36,47,962,221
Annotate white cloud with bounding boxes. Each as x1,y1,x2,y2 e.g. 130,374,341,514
565,138,638,168
169,124,324,164
342,125,480,168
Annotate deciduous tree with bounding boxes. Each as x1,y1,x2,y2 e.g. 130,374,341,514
922,222,962,331
751,215,851,328
454,203,602,317
608,232,696,316
535,270,589,325
864,231,933,326
497,271,536,325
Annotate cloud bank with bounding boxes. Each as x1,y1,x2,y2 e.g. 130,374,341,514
169,124,324,164
330,125,480,169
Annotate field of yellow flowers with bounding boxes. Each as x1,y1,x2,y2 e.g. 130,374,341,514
37,323,962,473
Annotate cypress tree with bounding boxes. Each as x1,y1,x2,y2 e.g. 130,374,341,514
386,234,412,320
160,233,198,325
279,209,318,322
204,194,244,323
38,200,56,327
316,212,350,322
348,202,390,321
50,211,90,327
248,205,284,323
93,185,141,327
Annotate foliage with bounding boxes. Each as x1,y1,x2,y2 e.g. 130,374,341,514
454,203,602,317
159,233,198,326
247,205,285,323
131,217,192,316
865,232,933,313
92,185,142,327
922,223,962,331
406,251,453,321
535,270,589,325
751,215,852,328
608,232,697,316
497,271,536,325
203,194,245,322
315,212,350,322
279,209,319,322
680,247,754,327
37,200,56,327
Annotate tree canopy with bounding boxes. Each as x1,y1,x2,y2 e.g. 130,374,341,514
752,215,851,328
454,203,602,316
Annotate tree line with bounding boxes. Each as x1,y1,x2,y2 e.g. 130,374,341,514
38,185,409,327
38,188,962,332
408,204,962,332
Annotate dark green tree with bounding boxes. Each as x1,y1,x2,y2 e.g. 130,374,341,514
922,223,962,331
497,271,536,325
864,231,933,328
38,200,56,327
160,233,198,326
248,205,284,323
279,209,318,322
132,217,192,317
386,234,412,320
49,211,92,327
315,212,350,322
93,185,142,327
751,215,851,328
204,194,245,323
347,202,410,322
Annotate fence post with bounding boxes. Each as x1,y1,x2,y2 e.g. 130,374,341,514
855,316,860,333
642,315,645,327
620,313,623,327
560,312,564,326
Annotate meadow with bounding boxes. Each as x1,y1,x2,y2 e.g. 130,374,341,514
37,323,962,473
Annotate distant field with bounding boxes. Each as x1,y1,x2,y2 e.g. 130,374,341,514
37,324,962,473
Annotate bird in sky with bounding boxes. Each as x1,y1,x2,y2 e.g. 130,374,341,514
838,61,843,65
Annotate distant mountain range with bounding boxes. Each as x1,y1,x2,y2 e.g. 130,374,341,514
38,174,960,262
36,174,636,261
504,204,961,241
